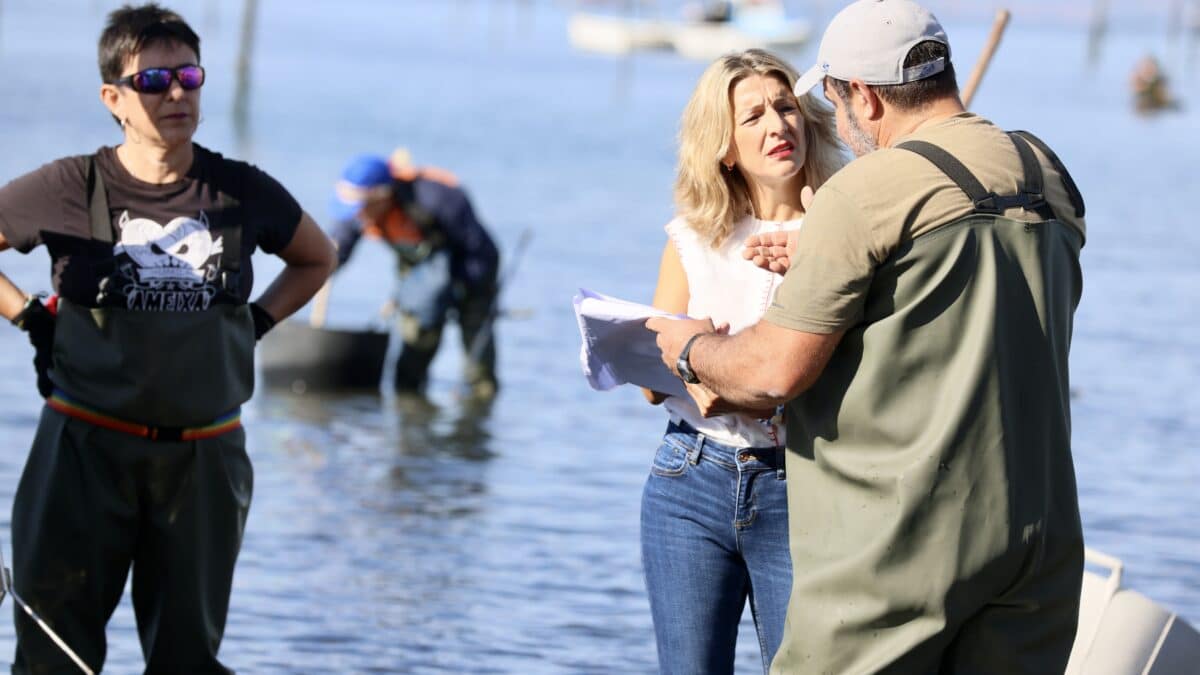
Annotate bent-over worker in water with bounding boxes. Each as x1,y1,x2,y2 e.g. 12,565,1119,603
329,152,500,397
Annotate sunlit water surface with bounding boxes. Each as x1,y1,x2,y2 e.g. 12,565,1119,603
0,0,1196,671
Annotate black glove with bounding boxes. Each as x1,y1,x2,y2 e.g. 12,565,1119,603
249,302,277,341
12,296,56,398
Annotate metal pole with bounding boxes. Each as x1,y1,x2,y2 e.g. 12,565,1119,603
465,228,533,368
0,544,94,674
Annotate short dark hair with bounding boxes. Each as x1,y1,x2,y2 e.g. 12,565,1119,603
829,41,958,111
98,3,200,84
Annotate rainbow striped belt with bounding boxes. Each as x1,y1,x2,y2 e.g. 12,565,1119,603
47,389,242,441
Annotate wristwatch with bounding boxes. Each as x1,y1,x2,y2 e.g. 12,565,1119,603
676,334,703,385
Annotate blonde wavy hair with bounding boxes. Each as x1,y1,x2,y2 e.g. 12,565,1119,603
675,49,845,247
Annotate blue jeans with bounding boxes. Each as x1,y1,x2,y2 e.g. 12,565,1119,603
641,419,791,675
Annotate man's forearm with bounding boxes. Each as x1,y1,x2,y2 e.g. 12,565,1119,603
648,315,842,412
687,327,794,409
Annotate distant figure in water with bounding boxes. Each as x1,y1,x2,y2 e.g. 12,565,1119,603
1130,55,1179,114
329,151,501,398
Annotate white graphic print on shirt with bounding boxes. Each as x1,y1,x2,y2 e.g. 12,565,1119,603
111,210,226,311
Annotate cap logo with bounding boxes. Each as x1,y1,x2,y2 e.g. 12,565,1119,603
821,61,830,73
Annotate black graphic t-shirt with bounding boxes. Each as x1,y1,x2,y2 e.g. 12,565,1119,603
0,144,301,309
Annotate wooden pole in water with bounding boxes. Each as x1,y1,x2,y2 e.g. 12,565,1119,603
1169,0,1185,45
1086,0,1110,68
232,0,259,139
1190,0,1200,74
309,280,331,328
1167,0,1185,66
961,9,1011,109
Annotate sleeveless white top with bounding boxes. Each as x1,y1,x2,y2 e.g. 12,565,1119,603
662,213,801,448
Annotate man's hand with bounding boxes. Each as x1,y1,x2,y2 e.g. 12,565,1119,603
645,316,715,374
743,229,799,274
742,184,812,274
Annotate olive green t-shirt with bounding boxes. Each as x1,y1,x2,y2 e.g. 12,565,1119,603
765,113,1086,332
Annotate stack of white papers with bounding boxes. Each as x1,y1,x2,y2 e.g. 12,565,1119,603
573,288,689,399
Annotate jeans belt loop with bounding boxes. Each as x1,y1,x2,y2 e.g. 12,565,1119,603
686,434,703,465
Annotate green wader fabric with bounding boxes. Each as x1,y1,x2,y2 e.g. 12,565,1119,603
11,408,252,674
52,299,255,427
771,147,1085,673
392,281,499,397
11,155,257,673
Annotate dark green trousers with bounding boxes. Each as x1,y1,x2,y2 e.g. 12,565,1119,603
11,407,252,674
393,285,498,396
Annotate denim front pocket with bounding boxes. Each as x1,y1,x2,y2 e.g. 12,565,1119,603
650,433,692,477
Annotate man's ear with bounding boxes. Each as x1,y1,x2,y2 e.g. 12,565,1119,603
848,79,884,122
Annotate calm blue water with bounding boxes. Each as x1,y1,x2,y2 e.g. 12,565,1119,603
0,0,1196,672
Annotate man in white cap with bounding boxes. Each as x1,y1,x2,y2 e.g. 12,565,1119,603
647,0,1088,671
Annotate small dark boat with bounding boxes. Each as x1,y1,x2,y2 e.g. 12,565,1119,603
259,321,389,393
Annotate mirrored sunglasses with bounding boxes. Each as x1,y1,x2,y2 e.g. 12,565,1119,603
113,65,205,94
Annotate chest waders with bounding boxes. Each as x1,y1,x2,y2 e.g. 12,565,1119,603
48,156,256,433
384,179,493,393
10,156,256,674
771,132,1087,675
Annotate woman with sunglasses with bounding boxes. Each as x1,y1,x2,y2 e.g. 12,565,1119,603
0,4,334,672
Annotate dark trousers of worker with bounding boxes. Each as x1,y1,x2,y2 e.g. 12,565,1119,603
10,407,252,675
393,250,498,393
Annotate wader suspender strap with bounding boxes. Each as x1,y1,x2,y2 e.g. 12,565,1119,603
85,155,243,293
86,156,112,243
896,135,1056,220
217,194,242,292
1011,130,1086,218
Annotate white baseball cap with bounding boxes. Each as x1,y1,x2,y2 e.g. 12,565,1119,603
793,0,950,94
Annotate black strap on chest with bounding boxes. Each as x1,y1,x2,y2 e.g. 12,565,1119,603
85,155,242,289
1010,130,1086,218
86,156,112,243
896,132,1066,221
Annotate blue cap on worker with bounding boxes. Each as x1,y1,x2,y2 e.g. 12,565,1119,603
329,154,392,222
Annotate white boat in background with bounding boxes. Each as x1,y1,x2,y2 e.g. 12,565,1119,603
567,13,672,55
567,1,810,60
1067,548,1200,674
668,17,810,61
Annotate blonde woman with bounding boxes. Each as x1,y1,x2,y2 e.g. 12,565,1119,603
640,49,844,674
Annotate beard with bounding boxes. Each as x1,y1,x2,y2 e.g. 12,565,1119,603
845,107,879,157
